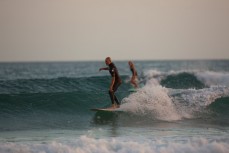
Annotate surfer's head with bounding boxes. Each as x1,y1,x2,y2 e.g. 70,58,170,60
105,57,112,65
128,61,134,67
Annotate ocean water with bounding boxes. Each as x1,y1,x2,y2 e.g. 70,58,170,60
0,60,229,153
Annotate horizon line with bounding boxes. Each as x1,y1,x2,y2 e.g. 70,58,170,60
0,58,229,63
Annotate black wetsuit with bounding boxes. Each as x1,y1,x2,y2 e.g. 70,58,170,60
108,63,122,105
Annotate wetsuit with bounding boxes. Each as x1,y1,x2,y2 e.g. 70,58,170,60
108,63,122,105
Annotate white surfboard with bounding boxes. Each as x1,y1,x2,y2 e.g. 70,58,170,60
90,107,122,112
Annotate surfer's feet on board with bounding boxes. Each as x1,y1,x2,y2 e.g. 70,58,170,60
111,104,116,109
111,104,120,109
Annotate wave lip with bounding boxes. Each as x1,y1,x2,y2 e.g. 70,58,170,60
196,71,229,87
144,70,229,89
161,72,206,89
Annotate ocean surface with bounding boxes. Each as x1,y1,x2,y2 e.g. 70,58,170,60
0,60,229,153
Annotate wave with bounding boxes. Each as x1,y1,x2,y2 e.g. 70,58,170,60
0,92,97,114
0,76,118,94
120,70,229,121
161,72,206,89
196,71,229,87
0,136,229,153
144,70,229,89
1,70,229,94
0,70,229,131
0,92,97,131
208,97,229,124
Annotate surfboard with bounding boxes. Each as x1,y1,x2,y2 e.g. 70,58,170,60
128,88,137,92
90,107,122,112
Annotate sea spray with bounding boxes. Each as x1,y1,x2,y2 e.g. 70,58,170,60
121,77,181,121
196,71,229,87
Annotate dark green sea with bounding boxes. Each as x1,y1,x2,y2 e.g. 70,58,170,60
0,60,229,153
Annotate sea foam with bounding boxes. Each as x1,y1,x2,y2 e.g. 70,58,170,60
0,136,228,153
121,72,182,121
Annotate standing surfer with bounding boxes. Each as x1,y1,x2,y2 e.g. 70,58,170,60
128,61,138,88
99,57,122,108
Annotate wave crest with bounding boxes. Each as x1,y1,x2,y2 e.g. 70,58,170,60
1,136,229,153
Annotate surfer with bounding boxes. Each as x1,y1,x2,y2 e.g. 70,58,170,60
99,57,122,108
128,61,138,88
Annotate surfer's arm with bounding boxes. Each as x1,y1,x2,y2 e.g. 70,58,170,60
99,67,109,71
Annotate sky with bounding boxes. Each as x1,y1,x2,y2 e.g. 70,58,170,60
0,0,229,62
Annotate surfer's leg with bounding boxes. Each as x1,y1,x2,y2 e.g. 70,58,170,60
114,95,120,105
113,83,121,106
131,77,138,88
108,90,115,105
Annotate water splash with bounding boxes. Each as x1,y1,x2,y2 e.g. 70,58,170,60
120,70,229,121
121,77,181,121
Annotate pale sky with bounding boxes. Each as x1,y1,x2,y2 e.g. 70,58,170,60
0,0,229,62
